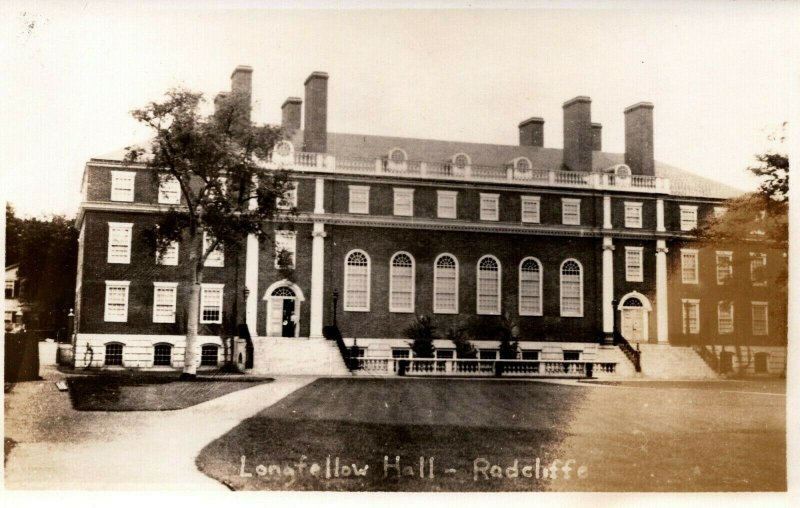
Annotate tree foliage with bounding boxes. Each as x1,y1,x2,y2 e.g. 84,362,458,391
404,315,437,358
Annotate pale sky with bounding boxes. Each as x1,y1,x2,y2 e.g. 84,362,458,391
1,1,797,218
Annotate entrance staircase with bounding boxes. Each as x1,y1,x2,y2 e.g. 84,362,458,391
248,337,351,376
636,343,719,379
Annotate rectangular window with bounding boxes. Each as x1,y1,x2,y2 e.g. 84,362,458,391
680,205,698,231
521,196,541,223
110,171,135,201
274,231,297,268
436,350,455,359
200,284,224,324
437,190,457,219
157,176,181,204
717,301,734,335
5,280,15,299
479,350,498,360
681,249,699,284
716,251,732,285
563,351,581,361
393,188,414,216
682,299,700,334
521,351,539,361
625,247,644,282
107,223,133,264
750,253,767,286
752,302,768,336
156,241,179,266
152,282,178,323
479,193,499,221
277,182,298,210
624,202,643,228
104,281,130,322
203,231,224,267
713,206,728,218
348,185,370,214
392,349,410,359
562,198,581,225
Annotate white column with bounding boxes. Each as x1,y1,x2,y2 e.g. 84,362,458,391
245,234,259,330
602,236,615,344
314,177,325,214
656,239,669,343
656,198,665,232
603,195,612,230
309,222,326,339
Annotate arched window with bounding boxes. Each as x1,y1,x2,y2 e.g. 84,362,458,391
390,252,415,313
153,343,172,366
519,257,542,316
560,259,583,317
434,254,459,314
201,344,220,366
515,158,532,171
389,148,406,163
272,286,295,298
344,250,371,311
104,343,123,366
477,256,501,315
453,154,470,169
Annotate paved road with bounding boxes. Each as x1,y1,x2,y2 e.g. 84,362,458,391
4,368,315,490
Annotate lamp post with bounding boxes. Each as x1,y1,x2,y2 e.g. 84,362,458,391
242,286,250,324
332,289,339,328
611,298,619,344
242,286,253,369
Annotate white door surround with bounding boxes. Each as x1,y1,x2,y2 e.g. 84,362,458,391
263,280,306,338
617,291,652,343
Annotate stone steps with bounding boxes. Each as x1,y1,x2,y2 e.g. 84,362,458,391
248,337,351,376
636,344,718,379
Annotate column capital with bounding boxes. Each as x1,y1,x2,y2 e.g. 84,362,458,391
656,246,669,254
603,244,615,251
312,231,327,238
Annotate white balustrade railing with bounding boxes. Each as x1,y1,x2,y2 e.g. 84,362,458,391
352,358,616,377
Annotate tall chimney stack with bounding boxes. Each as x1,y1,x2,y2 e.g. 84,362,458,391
303,71,329,153
562,96,593,172
519,117,545,147
624,102,655,175
230,65,253,120
591,123,602,151
282,97,302,131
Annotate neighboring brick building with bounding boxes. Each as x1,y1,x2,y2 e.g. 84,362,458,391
72,66,787,376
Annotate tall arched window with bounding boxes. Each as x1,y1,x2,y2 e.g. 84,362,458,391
477,255,501,315
344,250,371,311
390,252,415,313
434,254,459,314
560,259,583,317
519,257,543,316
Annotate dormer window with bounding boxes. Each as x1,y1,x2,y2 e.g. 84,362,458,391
453,154,470,169
514,158,532,171
389,148,407,163
275,141,292,157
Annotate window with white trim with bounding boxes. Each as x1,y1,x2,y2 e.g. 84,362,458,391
152,282,178,323
201,344,219,366
107,223,133,264
104,281,130,322
750,252,767,286
433,254,458,314
751,302,768,336
153,344,172,366
480,194,499,221
682,299,700,334
156,241,179,266
717,301,733,335
5,280,15,299
344,250,370,311
453,154,470,169
200,284,224,324
277,182,298,210
389,252,414,313
681,249,699,284
625,247,644,282
104,343,123,366
680,205,698,231
624,202,643,228
389,149,406,163
393,188,414,217
437,190,457,219
716,251,732,285
203,231,224,267
560,259,583,317
348,186,370,214
519,257,542,316
562,198,581,225
515,158,532,171
274,231,297,268
477,256,501,315
521,196,540,223
158,176,181,204
110,171,135,201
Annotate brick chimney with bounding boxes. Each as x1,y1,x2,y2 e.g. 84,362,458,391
282,97,302,131
624,102,655,176
303,71,329,153
230,65,253,120
591,123,602,151
562,96,592,172
519,117,544,147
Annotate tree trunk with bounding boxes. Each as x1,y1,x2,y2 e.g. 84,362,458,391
182,234,204,379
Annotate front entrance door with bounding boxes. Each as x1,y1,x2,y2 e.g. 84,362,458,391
281,299,296,337
622,308,645,342
267,286,298,337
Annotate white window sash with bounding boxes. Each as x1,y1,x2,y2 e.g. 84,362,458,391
104,281,130,322
110,171,135,202
107,223,133,264
680,205,698,231
200,284,224,324
389,253,415,313
156,241,180,266
717,302,734,335
348,186,370,214
625,247,644,282
479,194,499,221
437,191,457,219
716,252,732,285
158,176,181,204
274,231,297,268
560,261,583,317
751,302,769,335
476,257,501,315
624,202,643,228
681,250,699,284
203,232,224,267
277,183,298,210
521,196,541,224
562,199,581,225
433,256,458,314
518,259,542,316
682,299,700,334
344,251,371,311
153,282,178,323
393,189,414,217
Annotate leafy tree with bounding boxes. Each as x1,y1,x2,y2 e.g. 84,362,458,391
125,88,294,378
404,315,437,358
446,327,478,359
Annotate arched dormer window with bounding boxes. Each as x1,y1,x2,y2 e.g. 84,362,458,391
514,157,532,171
344,250,371,311
271,140,295,165
477,255,501,315
389,148,407,163
453,153,471,169
389,252,415,313
519,257,543,316
560,259,583,317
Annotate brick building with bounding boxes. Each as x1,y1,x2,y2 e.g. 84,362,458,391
71,66,787,377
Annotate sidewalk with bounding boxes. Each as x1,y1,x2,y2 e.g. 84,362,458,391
4,367,316,490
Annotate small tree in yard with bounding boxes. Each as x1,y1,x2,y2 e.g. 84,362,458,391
125,88,294,379
447,327,478,359
404,315,437,358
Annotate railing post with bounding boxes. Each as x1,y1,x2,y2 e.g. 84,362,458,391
548,170,556,184
420,162,427,176
375,158,383,174
506,167,514,181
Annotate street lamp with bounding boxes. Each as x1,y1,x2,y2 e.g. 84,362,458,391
242,286,250,324
611,298,619,344
332,289,339,327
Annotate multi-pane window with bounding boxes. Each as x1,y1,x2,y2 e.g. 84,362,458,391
453,154,469,169
434,254,458,314
158,176,181,204
153,344,172,366
624,202,643,228
750,253,767,285
107,223,133,264
389,149,406,163
389,252,414,313
681,249,699,284
682,299,700,334
110,171,135,201
521,196,541,223
625,247,644,282
393,188,414,217
104,281,130,322
561,198,581,225
560,259,583,317
751,302,769,336
276,182,298,210
5,280,15,299
200,284,224,324
203,231,224,267
104,343,123,366
477,256,501,315
716,251,732,285
680,205,698,231
153,282,178,323
437,191,457,219
348,186,370,214
201,344,219,366
274,231,297,268
392,349,411,359
156,241,179,266
717,301,734,335
519,257,542,316
480,194,499,221
344,250,370,311
515,158,532,171
479,350,498,360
